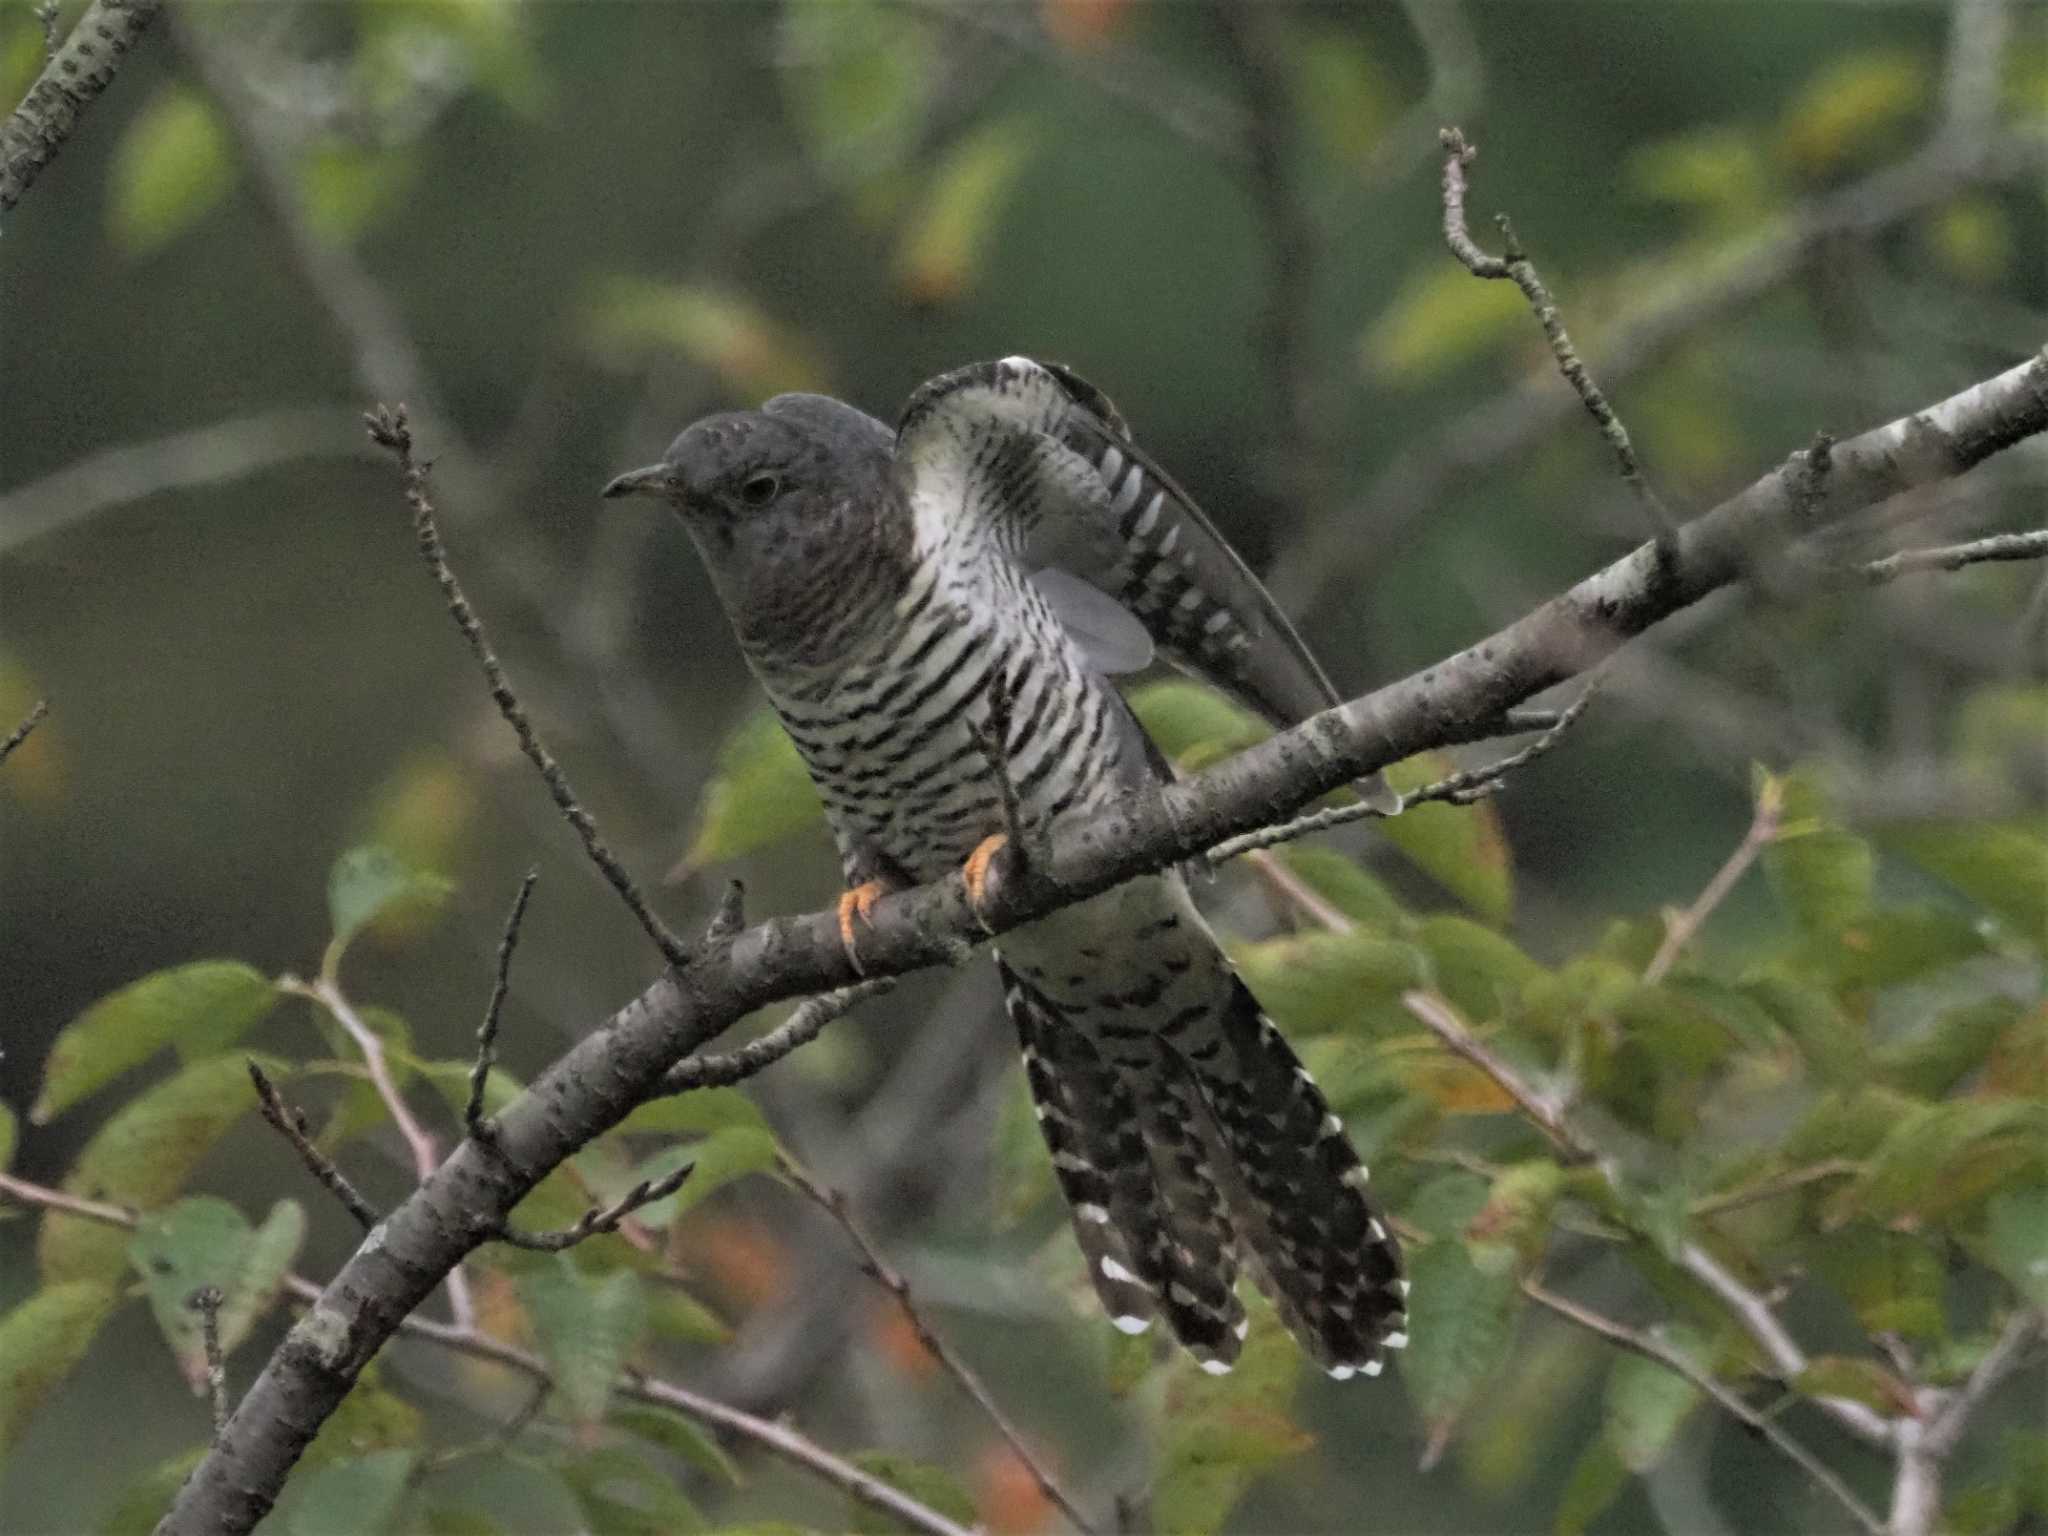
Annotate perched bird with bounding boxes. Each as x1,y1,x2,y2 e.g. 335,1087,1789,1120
605,357,1407,1378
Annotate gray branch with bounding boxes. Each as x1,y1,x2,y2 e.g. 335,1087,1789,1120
158,351,2048,1535
0,0,161,213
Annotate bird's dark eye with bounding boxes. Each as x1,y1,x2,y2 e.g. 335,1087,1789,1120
738,472,781,507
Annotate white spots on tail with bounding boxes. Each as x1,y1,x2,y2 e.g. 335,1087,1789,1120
1368,1218,1388,1242
1384,1331,1409,1350
1327,1363,1355,1382
1112,1314,1152,1335
1343,1164,1371,1191
1132,491,1165,539
1098,445,1124,484
1395,1278,1412,1298
1199,1357,1234,1376
1320,1113,1343,1138
1075,1202,1111,1225
1234,1317,1250,1341
1100,1256,1140,1285
1363,1358,1384,1377
1110,466,1146,517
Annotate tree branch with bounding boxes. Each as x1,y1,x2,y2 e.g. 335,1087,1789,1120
779,1155,1097,1534
1523,1278,1886,1536
0,698,49,767
0,1172,974,1536
157,352,2048,1535
1643,774,1784,983
0,0,161,212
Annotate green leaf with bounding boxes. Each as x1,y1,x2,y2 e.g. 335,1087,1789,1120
108,85,233,255
326,844,453,962
561,1445,707,1535
1232,931,1425,1038
1985,1187,2048,1307
1838,1100,2048,1227
0,1101,14,1173
1465,1160,1565,1272
1154,1309,1313,1536
676,709,826,872
1809,1226,1948,1341
99,1447,208,1536
896,113,1038,304
645,1284,734,1346
33,960,280,1122
39,1053,277,1283
1604,1336,1703,1472
613,1404,742,1487
616,1087,772,1140
1276,847,1409,932
1793,1355,1918,1417
848,1453,978,1535
1127,679,1268,771
1381,755,1513,922
1744,974,1863,1087
1361,261,1530,384
1782,1085,1925,1166
1879,996,2023,1097
1883,822,2048,949
1400,1234,1521,1447
302,1367,423,1467
1418,916,1544,1023
518,1258,646,1425
283,1448,418,1536
1765,824,1873,935
1282,22,1397,168
1779,48,1929,177
1812,905,1991,990
778,0,938,176
299,140,414,242
581,278,828,402
129,1196,305,1390
0,1281,119,1461
664,1126,781,1223
1553,1437,1630,1536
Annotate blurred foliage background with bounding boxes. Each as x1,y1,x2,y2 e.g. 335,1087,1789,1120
1,1,2044,1533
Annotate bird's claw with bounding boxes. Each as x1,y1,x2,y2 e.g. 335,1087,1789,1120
962,833,1010,934
837,882,888,975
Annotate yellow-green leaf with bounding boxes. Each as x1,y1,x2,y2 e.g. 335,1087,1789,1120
1604,1331,1703,1471
1233,931,1425,1038
561,1445,705,1536
677,708,825,873
1985,1188,2048,1308
896,114,1038,304
1883,822,2048,950
33,960,280,1122
1361,262,1530,384
38,1053,278,1284
0,1281,118,1461
1418,915,1543,1023
612,1404,741,1486
1128,679,1268,771
1779,48,1929,178
1382,754,1513,922
108,86,233,255
1401,1232,1521,1445
1154,1307,1313,1536
582,278,827,401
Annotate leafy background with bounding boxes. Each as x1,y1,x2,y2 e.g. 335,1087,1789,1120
1,1,2043,1533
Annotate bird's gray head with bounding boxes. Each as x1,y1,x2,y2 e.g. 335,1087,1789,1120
604,393,906,664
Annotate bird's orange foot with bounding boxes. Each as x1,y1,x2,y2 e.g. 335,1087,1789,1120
837,882,888,976
962,833,1010,933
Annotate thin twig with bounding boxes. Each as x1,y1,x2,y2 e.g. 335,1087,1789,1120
1859,528,2048,585
493,1161,694,1253
247,1061,380,1230
32,0,59,60
1400,990,1588,1162
1922,1308,2043,1458
780,1155,1098,1535
1523,1278,1886,1536
702,878,748,942
364,406,690,969
658,980,894,1095
468,868,539,1141
0,1171,977,1536
0,698,49,766
282,972,474,1328
1643,775,1785,983
190,1286,229,1444
1440,127,1680,557
1207,676,1601,864
1689,1159,1861,1219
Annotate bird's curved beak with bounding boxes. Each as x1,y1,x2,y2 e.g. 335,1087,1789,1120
602,463,673,500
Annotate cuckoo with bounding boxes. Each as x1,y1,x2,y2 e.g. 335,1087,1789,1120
605,357,1408,1378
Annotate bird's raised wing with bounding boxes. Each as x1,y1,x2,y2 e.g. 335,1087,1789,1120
895,356,1394,806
